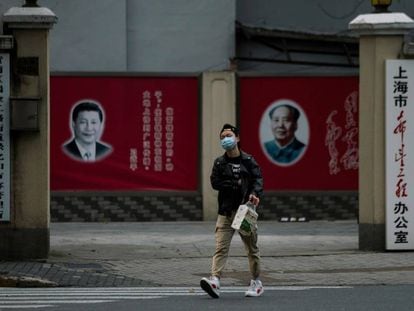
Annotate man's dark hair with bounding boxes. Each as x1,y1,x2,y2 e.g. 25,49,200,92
220,123,239,137
269,104,300,122
72,101,103,122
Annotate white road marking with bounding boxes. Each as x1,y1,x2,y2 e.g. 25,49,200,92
0,306,54,309
0,286,352,309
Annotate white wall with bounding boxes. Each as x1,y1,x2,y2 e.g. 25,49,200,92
0,0,128,72
1,0,235,72
47,0,128,72
126,0,235,72
2,0,413,73
237,0,414,33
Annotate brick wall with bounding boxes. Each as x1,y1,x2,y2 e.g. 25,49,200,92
51,191,357,222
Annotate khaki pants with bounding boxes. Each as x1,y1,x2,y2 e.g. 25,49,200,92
211,213,261,279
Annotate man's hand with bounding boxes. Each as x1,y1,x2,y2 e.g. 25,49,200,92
249,194,260,206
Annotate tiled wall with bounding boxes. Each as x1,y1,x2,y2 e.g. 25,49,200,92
51,191,357,222
259,192,358,221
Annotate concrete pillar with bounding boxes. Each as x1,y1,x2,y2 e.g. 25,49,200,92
0,4,57,259
349,13,414,251
201,72,236,220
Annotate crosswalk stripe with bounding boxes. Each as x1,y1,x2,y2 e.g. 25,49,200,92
0,286,352,309
0,293,204,299
0,288,196,309
0,305,54,309
0,285,350,292
1,300,116,304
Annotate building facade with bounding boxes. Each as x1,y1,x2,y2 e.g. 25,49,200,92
1,0,413,222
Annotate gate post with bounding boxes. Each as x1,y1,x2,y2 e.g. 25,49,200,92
0,1,57,259
201,72,236,220
349,11,414,250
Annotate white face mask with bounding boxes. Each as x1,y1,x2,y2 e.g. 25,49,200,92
221,136,237,150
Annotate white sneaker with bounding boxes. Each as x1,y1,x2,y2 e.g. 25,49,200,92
200,276,220,298
245,279,264,297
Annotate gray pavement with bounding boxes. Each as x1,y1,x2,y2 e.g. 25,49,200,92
1,220,414,287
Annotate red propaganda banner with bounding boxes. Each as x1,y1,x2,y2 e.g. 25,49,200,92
239,76,359,190
51,76,199,191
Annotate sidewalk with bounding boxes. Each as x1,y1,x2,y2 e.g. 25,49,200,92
1,220,414,287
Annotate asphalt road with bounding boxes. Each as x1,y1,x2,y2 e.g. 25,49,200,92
1,285,413,310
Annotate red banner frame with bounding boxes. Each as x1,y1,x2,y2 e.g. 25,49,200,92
239,76,359,190
51,76,199,191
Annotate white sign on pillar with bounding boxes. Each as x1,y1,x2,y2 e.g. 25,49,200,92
0,53,10,222
386,59,414,250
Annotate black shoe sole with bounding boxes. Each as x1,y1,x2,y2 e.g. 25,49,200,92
200,279,219,298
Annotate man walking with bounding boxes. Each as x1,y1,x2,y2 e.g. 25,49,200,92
200,124,264,298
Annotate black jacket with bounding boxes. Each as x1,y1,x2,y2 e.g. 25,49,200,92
210,151,263,216
63,139,112,161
